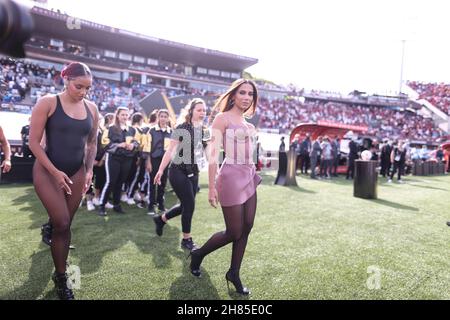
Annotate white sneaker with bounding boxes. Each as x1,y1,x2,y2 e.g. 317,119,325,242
127,198,136,205
121,194,128,203
388,179,392,183
398,180,405,184
105,202,114,209
87,201,95,211
133,193,142,202
92,197,100,206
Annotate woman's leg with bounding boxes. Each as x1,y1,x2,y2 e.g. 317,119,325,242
164,168,195,230
33,162,71,274
230,193,257,273
194,203,245,257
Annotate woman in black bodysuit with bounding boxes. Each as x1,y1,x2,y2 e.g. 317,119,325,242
29,62,99,300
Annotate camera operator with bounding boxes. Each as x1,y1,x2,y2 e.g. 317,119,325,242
0,0,34,58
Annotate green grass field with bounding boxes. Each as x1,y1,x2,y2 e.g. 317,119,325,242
0,172,449,300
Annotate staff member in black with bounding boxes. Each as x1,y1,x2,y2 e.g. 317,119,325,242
144,109,172,215
346,137,359,180
380,139,392,178
98,107,139,216
152,99,208,251
389,141,406,184
20,117,34,158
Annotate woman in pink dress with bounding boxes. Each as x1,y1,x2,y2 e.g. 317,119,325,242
189,79,261,295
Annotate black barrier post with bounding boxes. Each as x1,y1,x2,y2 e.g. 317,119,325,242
354,160,377,199
275,149,297,186
0,156,35,184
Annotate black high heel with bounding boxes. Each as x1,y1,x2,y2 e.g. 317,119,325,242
188,249,203,277
52,272,75,300
225,269,250,295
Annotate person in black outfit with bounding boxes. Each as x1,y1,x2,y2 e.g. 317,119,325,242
290,134,301,173
279,136,286,153
92,113,114,204
98,107,139,216
389,141,406,183
124,112,148,205
152,99,208,251
380,139,392,178
144,109,172,215
346,138,359,180
300,133,311,174
20,117,34,158
83,113,114,211
331,136,340,177
29,62,99,300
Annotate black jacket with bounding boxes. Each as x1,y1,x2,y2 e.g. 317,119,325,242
102,125,139,157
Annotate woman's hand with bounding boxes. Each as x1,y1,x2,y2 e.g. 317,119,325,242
208,188,219,208
52,169,73,195
83,170,93,195
1,159,11,173
154,170,163,185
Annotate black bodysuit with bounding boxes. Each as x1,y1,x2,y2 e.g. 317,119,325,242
45,95,93,177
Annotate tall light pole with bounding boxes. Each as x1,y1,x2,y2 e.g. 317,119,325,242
399,39,406,95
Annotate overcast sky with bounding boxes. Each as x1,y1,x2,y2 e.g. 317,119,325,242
41,0,450,95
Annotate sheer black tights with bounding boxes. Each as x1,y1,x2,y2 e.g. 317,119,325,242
195,192,257,275
33,162,85,274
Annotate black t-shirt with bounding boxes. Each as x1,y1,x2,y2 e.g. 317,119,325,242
393,147,406,163
170,122,209,174
21,125,30,146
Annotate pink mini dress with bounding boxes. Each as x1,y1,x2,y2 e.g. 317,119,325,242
215,121,262,207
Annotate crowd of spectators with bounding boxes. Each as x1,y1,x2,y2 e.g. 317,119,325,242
257,98,443,142
1,58,58,104
408,81,450,115
1,59,447,144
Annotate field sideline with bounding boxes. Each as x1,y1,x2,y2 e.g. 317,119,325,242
0,172,449,300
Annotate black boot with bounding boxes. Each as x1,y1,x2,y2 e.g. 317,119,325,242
41,222,52,246
153,215,165,236
225,269,250,295
52,272,75,300
189,249,203,277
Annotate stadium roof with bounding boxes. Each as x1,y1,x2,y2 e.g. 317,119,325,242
30,6,258,72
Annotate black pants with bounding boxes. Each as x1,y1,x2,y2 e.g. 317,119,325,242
22,144,34,158
127,159,146,199
301,153,310,174
390,161,405,180
346,157,356,179
149,157,169,208
165,166,198,234
310,156,318,178
332,155,340,176
380,159,391,177
93,164,106,191
100,154,133,206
